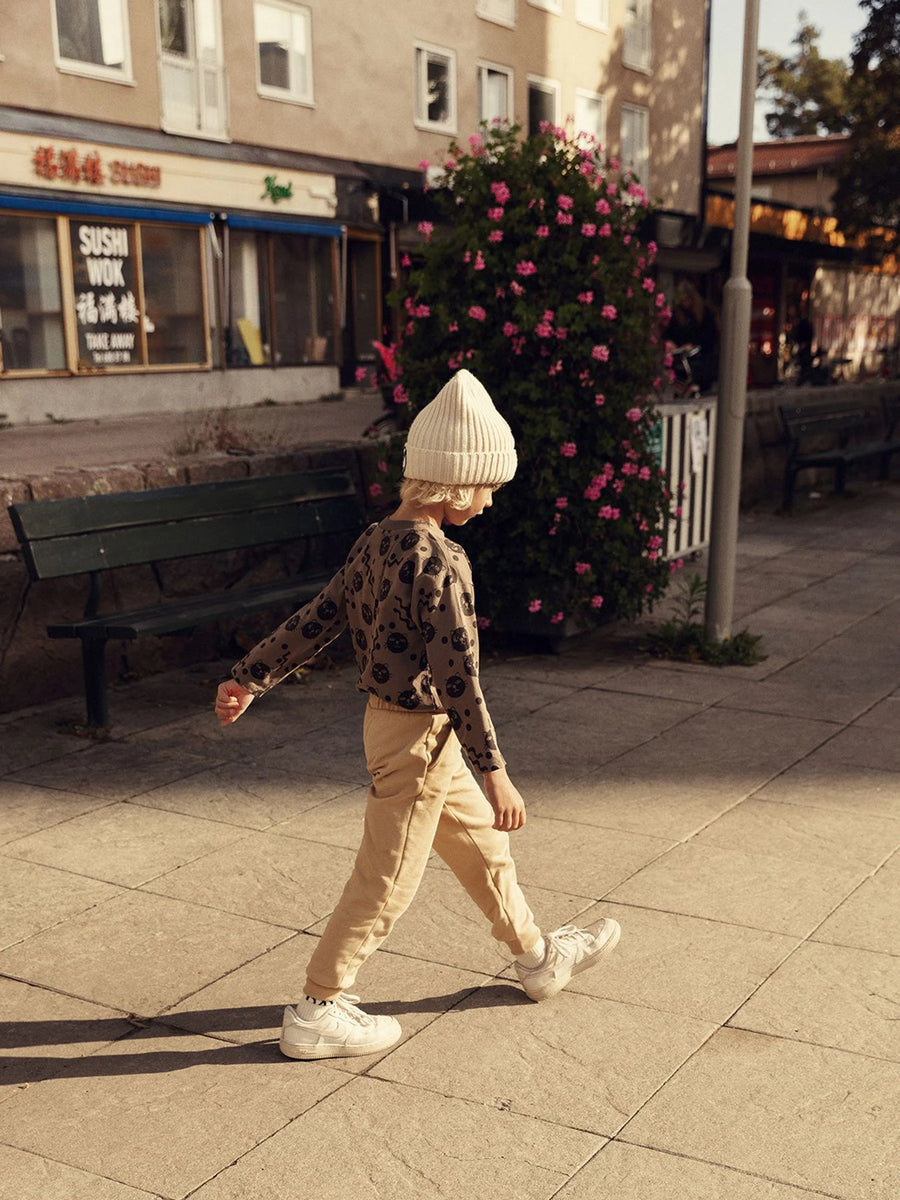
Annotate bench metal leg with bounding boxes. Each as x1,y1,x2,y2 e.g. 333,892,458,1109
82,638,109,728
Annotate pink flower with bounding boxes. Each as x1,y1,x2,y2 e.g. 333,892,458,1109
535,320,554,338
401,253,412,267
477,615,492,629
577,290,594,304
648,535,663,550
491,181,511,204
550,612,565,625
448,320,459,333
474,251,486,270
468,305,486,321
488,207,505,221
528,599,542,613
418,221,434,241
559,441,577,458
377,460,387,472
369,482,382,497
574,562,591,575
555,496,568,509
502,321,519,337
581,223,597,237
591,594,605,608
598,223,612,237
392,384,409,405
557,194,574,210
510,281,525,296
516,260,538,276
625,406,643,422
556,211,573,225
643,277,656,292
598,505,620,520
592,344,610,362
418,159,430,172
536,225,550,238
656,292,667,309
414,304,430,318
594,392,606,406
601,304,618,320
595,198,611,215
354,366,368,383
639,466,651,480
488,229,504,243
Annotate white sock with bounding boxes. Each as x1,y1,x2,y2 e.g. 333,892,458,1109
295,995,333,1019
516,937,546,968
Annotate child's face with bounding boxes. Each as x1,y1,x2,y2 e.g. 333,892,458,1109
444,486,496,526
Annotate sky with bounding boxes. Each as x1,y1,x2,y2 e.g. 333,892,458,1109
707,0,867,145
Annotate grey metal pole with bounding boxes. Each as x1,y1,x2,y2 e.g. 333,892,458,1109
704,0,760,641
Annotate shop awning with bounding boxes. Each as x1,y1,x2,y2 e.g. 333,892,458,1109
0,193,213,224
224,213,342,237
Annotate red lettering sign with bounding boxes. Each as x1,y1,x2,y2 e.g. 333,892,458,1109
32,145,162,189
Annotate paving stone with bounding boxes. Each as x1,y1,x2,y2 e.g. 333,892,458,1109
132,762,359,831
556,1140,831,1200
188,1075,603,1200
730,941,900,1061
0,780,113,846
802,724,900,773
752,761,900,821
690,798,900,872
854,694,900,731
272,785,369,850
2,802,249,887
0,890,292,1015
607,841,867,936
371,984,715,1136
0,1025,346,1199
531,688,701,736
622,1027,900,1199
0,978,134,1097
812,858,900,956
0,856,121,950
0,1145,157,1200
717,677,879,723
586,664,745,705
561,901,799,1025
144,832,357,929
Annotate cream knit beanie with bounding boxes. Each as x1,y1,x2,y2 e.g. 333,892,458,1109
403,369,517,486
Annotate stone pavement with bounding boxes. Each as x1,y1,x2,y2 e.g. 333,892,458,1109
0,482,898,1200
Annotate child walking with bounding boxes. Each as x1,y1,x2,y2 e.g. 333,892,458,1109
214,370,620,1060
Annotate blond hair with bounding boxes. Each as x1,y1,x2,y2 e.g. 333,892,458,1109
400,477,498,511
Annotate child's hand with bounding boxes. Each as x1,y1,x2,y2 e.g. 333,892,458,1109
483,768,527,831
214,680,255,726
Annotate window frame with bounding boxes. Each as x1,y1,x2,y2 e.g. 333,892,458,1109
254,0,314,107
575,0,609,33
476,0,516,28
623,0,653,73
526,73,561,136
157,0,228,140
52,0,134,85
414,42,458,135
477,60,515,127
527,0,562,14
620,102,650,187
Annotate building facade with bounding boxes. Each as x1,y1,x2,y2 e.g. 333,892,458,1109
0,0,709,423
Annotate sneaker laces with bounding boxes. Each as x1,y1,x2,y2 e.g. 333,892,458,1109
546,925,592,956
332,992,376,1027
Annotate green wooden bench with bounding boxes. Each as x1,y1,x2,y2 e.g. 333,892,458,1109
9,467,366,728
778,395,900,512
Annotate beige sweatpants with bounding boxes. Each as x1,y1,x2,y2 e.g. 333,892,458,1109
304,696,541,999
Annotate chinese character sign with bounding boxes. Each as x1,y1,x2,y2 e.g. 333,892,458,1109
70,223,141,366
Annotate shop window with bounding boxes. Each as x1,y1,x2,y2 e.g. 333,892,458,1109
575,89,606,148
620,103,650,185
576,0,609,31
0,215,66,372
623,0,652,72
476,0,515,28
142,225,207,365
53,0,132,81
227,229,337,368
478,62,514,126
158,0,227,138
414,44,457,134
527,75,560,136
255,1,313,104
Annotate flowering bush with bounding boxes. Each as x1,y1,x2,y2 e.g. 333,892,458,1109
381,122,673,632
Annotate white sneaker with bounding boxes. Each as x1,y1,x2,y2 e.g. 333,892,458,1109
279,993,402,1060
515,919,621,1002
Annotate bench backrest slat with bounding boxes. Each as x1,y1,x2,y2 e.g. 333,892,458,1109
11,469,365,581
779,403,866,440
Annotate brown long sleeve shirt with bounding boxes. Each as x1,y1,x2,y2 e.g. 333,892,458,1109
231,518,505,774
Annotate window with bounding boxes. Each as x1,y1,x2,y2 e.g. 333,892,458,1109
476,0,515,28
227,229,337,368
624,0,652,72
0,214,66,372
527,0,562,13
478,62,514,126
53,0,132,82
527,75,560,136
142,225,207,365
254,1,313,104
158,0,227,138
620,103,650,186
575,89,606,148
576,0,609,31
414,44,457,134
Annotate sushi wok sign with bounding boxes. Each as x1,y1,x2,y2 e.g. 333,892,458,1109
71,222,140,367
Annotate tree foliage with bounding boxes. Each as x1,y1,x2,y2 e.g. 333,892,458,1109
374,124,675,636
757,10,851,137
832,0,900,245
